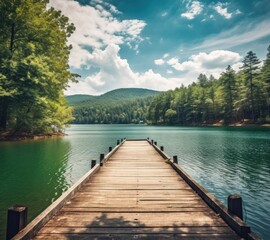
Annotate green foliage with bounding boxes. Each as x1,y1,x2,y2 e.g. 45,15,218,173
68,88,160,124
147,46,270,125
67,95,95,105
0,0,76,134
220,65,237,123
240,51,262,122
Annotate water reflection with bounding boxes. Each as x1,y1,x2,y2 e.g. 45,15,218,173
0,138,71,237
0,125,269,239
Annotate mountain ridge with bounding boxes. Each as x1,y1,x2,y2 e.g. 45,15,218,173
66,88,161,124
66,88,160,106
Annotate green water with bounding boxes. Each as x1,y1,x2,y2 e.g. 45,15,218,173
0,125,269,239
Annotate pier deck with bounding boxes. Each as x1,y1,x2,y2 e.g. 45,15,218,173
14,140,245,239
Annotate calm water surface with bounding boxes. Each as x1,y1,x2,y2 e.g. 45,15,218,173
0,125,269,239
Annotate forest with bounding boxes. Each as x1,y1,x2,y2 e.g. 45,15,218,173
148,47,270,125
69,88,159,124
0,0,76,136
70,47,270,126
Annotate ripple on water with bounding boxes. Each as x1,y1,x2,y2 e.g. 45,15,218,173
0,125,269,239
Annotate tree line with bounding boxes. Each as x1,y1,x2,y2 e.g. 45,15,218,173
0,0,76,135
72,97,153,124
148,46,270,125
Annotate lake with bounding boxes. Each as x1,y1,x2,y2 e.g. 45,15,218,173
0,125,269,239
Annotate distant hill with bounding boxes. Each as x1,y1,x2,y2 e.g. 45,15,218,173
66,88,161,124
66,88,160,107
66,94,95,105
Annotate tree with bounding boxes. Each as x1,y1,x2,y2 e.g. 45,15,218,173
0,0,77,133
197,73,208,87
165,109,177,124
261,45,270,116
241,51,261,122
221,65,237,123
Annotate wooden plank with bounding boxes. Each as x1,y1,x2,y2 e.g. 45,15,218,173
38,226,236,234
12,141,126,240
14,140,244,240
61,207,210,212
33,234,240,240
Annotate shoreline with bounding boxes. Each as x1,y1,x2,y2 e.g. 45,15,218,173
0,132,66,142
1,123,269,142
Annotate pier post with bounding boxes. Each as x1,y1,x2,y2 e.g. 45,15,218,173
100,153,105,166
6,205,28,240
121,138,123,142
117,140,120,145
228,194,243,220
91,160,96,169
173,155,178,164
151,140,154,145
160,146,164,151
154,141,157,145
109,146,112,152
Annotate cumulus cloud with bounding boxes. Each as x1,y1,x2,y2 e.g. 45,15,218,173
154,59,165,65
50,0,146,68
181,1,203,20
65,44,180,95
167,50,241,77
167,57,180,66
65,47,243,95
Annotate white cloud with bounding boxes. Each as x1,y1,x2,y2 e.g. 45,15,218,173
167,50,241,78
181,1,203,20
163,53,169,59
213,2,242,19
213,3,232,19
154,59,165,65
161,11,168,17
65,44,180,95
235,9,242,15
194,19,270,50
167,57,180,66
65,46,243,95
50,0,146,68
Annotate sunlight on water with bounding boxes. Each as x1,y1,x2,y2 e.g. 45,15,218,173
0,125,269,239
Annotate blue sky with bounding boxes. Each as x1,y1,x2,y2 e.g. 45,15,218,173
50,0,270,95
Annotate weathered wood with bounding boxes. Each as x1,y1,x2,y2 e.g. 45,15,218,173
150,142,259,239
173,155,178,164
228,194,243,220
99,153,105,166
38,226,236,234
13,139,259,240
91,160,96,169
6,205,28,240
33,233,240,240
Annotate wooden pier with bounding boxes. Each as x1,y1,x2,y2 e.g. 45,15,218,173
11,140,259,240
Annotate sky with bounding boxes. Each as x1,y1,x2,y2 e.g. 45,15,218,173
50,0,270,95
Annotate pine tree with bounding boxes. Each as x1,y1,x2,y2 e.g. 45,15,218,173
221,65,237,123
261,45,270,116
241,51,261,122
